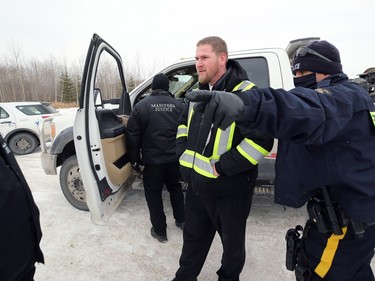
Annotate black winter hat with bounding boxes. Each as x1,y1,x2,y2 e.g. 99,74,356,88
152,73,169,91
292,40,342,75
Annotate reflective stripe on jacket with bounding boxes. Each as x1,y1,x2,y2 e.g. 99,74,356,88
176,78,274,197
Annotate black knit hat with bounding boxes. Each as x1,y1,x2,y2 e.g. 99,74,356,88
292,40,342,75
152,73,169,91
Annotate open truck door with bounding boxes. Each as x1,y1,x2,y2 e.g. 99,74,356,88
74,34,135,224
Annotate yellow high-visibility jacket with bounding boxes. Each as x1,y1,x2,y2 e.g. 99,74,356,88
176,60,274,197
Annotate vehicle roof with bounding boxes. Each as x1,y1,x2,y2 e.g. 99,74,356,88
176,47,287,64
130,47,290,99
0,101,44,106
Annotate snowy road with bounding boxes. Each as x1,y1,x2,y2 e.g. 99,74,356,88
15,150,374,281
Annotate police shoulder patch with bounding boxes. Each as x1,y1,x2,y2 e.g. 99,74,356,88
315,88,331,94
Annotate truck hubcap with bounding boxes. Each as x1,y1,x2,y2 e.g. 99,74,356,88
16,137,31,150
67,166,86,203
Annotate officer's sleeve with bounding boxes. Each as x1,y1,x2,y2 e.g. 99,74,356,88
236,87,362,145
215,127,274,176
175,102,189,157
126,106,142,164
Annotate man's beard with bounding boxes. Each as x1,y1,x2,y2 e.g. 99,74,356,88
198,73,209,84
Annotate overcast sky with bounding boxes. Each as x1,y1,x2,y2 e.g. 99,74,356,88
1,0,375,79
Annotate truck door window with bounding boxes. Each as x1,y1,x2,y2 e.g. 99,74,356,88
169,68,198,99
134,66,198,105
236,57,270,88
95,52,125,112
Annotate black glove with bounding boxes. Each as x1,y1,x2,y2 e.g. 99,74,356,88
192,102,206,113
186,90,245,130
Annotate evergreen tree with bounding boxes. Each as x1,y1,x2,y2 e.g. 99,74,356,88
59,71,75,102
127,75,137,92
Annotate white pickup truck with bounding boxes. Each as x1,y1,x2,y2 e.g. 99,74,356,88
40,34,318,222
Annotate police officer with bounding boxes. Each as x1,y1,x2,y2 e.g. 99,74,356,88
185,40,375,281
172,36,274,281
0,135,44,280
127,73,185,243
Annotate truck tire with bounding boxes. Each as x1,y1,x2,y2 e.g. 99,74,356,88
60,155,89,211
8,132,38,155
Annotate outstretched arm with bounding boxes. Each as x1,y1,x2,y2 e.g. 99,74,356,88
185,90,245,130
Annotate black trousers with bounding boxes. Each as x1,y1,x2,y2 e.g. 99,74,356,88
174,186,253,281
0,145,43,281
16,266,36,281
142,161,185,235
297,221,375,281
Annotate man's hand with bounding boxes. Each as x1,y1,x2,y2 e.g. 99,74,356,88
186,90,245,130
212,164,220,177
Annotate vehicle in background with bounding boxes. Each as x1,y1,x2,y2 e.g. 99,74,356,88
40,35,317,220
349,67,375,101
0,101,59,155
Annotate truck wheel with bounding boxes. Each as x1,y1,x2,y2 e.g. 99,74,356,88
8,132,38,155
60,155,89,211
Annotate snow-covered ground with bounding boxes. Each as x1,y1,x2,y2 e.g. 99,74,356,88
15,147,374,281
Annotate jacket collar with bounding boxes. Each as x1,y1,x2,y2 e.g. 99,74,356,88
317,73,348,88
151,89,170,96
199,59,249,91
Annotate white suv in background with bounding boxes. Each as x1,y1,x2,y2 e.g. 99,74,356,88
0,102,59,154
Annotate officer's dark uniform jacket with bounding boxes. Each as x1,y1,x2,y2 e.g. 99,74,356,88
127,89,184,165
237,73,375,223
0,135,44,280
176,59,274,197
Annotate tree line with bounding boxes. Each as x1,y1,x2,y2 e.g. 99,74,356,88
0,43,144,104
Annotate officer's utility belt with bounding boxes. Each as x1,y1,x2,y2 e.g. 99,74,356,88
286,218,375,281
307,187,374,237
285,187,375,280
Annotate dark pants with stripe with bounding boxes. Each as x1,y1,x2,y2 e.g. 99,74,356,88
297,221,375,281
174,186,253,281
143,161,185,235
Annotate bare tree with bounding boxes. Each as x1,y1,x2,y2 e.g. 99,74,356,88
68,58,84,103
0,41,144,104
27,58,41,101
124,54,145,92
0,64,6,102
7,40,27,101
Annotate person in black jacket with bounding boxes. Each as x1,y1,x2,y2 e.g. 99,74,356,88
127,73,185,243
185,40,375,281
172,36,274,281
0,135,44,281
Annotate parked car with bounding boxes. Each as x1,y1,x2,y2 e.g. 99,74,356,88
0,101,59,154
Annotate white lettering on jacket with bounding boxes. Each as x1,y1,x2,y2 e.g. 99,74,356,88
151,103,175,112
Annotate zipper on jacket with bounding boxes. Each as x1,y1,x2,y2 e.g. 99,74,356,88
191,114,210,196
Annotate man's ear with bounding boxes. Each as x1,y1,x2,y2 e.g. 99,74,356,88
219,52,228,67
